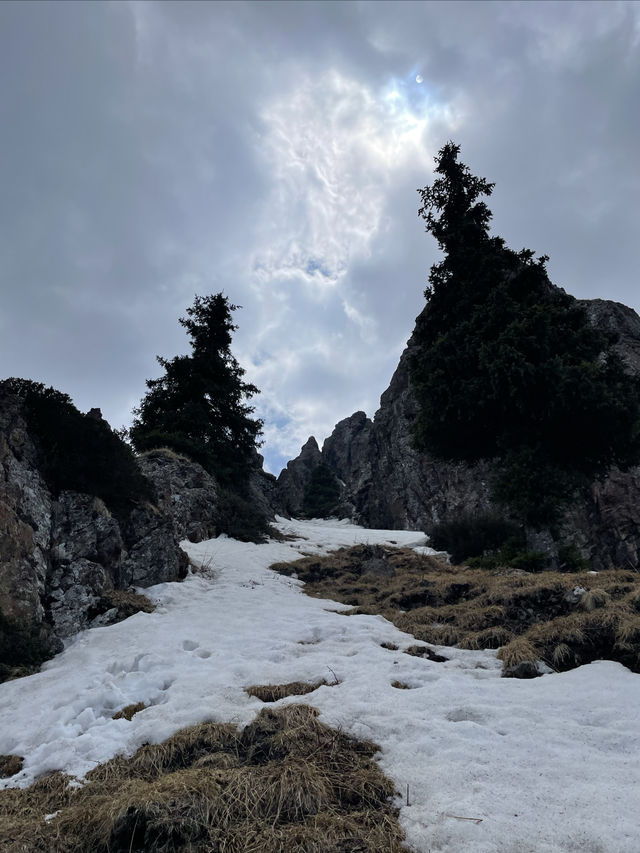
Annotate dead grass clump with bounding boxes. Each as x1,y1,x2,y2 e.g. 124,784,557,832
0,771,72,851
403,645,448,662
579,589,611,611
627,589,640,612
460,627,514,650
11,704,408,852
112,701,147,721
267,528,297,542
497,637,538,669
551,642,574,668
139,446,192,463
391,681,412,689
104,588,155,616
0,753,23,778
246,680,328,703
380,641,399,650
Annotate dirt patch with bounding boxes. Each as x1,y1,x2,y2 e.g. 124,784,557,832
270,546,640,675
0,704,409,853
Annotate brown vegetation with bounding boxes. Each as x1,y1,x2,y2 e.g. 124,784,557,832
0,754,23,779
247,680,330,703
0,704,408,853
270,545,640,675
112,702,147,721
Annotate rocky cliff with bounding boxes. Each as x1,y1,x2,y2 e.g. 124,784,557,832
0,389,232,673
278,298,640,570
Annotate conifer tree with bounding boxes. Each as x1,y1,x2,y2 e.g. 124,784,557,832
411,143,640,524
302,464,341,518
130,294,262,489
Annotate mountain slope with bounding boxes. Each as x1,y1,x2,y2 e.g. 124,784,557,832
1,519,639,853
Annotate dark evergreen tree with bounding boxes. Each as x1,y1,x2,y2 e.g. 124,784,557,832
129,294,263,489
302,464,341,518
411,142,640,524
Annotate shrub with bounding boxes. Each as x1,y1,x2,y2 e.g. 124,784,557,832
217,487,270,543
0,612,52,682
429,513,520,563
302,463,341,518
3,379,154,522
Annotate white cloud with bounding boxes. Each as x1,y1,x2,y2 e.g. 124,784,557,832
235,69,456,471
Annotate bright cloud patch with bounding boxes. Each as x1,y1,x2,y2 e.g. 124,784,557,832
253,69,438,290
239,70,455,471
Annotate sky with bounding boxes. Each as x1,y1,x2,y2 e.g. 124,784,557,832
1,1,639,475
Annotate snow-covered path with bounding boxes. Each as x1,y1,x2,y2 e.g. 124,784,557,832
1,518,639,853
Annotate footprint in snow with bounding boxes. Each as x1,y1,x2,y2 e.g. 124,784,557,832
182,640,212,659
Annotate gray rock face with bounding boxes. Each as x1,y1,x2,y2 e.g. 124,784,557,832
0,389,190,654
276,436,323,515
278,298,640,569
0,392,53,631
138,448,220,543
48,492,123,637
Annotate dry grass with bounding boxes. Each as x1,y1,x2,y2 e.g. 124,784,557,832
246,680,329,703
102,589,155,616
403,645,448,662
139,446,193,463
0,754,23,778
270,546,640,676
0,705,408,853
112,702,147,721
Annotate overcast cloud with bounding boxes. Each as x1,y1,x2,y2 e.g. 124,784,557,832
1,1,639,473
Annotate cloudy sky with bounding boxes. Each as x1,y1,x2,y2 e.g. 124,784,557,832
1,1,639,474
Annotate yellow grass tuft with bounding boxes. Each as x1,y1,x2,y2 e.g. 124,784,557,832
0,754,23,778
112,702,147,721
246,680,329,703
0,704,408,853
497,637,538,669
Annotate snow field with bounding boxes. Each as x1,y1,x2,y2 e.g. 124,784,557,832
1,517,639,852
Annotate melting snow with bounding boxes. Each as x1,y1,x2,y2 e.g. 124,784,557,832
1,517,639,852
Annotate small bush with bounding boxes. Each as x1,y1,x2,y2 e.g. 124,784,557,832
3,379,154,523
429,514,521,564
302,463,341,518
217,488,271,542
558,543,589,572
0,611,52,682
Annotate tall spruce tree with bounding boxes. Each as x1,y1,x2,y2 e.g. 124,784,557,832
411,142,640,524
130,294,263,489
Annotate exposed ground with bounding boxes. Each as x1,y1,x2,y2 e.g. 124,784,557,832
270,544,640,675
0,704,408,853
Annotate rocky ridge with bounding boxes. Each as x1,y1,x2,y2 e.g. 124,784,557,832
277,298,640,570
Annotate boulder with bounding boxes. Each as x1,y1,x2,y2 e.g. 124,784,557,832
138,448,220,543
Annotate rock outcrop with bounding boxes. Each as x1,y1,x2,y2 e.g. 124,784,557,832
0,389,189,662
278,298,640,570
277,437,323,515
138,448,220,544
